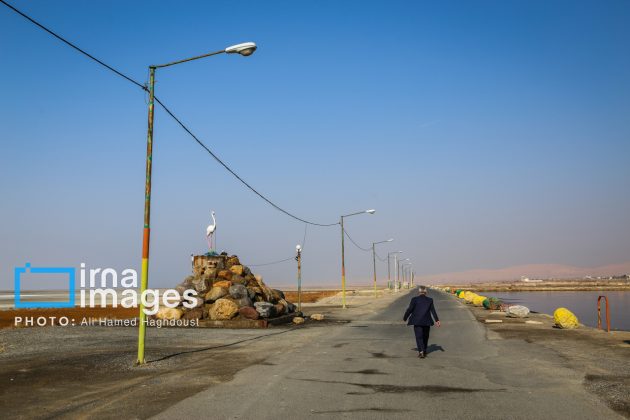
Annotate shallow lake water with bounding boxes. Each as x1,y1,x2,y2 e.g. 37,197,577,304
488,291,629,331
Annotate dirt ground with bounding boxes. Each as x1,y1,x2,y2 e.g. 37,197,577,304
2,290,627,418
0,290,364,419
0,322,309,419
283,289,341,303
464,300,630,417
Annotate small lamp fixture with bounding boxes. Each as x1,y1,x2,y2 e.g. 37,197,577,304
225,42,257,56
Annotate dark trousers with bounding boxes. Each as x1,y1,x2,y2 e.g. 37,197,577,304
413,325,431,353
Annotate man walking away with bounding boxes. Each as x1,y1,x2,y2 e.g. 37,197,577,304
403,286,440,358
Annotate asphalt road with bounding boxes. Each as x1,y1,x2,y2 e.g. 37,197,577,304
154,291,623,419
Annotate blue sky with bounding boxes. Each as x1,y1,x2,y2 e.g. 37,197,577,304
1,0,629,289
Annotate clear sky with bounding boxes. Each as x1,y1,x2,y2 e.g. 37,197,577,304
1,0,629,290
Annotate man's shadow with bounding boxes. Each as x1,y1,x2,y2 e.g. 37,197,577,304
411,344,445,354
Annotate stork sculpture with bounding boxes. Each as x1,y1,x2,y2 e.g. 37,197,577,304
206,211,217,252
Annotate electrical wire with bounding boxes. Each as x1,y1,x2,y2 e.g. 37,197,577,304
343,228,371,252
300,223,308,251
0,0,146,91
244,223,308,267
153,97,339,227
247,257,295,267
1,0,339,228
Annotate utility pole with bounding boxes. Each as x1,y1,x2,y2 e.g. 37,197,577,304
372,239,393,298
340,216,346,308
372,242,377,297
387,255,391,289
339,209,375,308
136,65,155,365
394,254,399,292
135,42,257,365
296,244,302,313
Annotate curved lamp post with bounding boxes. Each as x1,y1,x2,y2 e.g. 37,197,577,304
137,42,257,365
402,262,413,289
296,244,302,312
396,258,410,292
340,209,375,308
387,251,402,289
372,239,393,297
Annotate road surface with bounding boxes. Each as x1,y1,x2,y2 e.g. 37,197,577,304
154,290,622,419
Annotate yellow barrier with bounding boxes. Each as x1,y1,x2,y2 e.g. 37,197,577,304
554,307,579,329
472,295,487,306
464,291,477,303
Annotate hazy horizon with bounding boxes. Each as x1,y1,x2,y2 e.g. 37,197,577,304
2,1,629,291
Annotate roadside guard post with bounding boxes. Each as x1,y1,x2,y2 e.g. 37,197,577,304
597,295,610,332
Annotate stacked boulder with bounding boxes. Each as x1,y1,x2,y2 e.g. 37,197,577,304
162,253,296,322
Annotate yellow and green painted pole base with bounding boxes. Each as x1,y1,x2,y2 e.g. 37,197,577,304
341,272,346,309
136,227,150,365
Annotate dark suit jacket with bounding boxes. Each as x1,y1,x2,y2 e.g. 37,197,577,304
403,295,439,326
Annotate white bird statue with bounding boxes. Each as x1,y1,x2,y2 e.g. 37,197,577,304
206,211,217,252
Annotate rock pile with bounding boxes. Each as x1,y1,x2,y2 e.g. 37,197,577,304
157,253,296,322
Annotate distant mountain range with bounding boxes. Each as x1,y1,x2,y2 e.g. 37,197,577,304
417,262,630,284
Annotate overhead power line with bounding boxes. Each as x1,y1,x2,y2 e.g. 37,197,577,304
247,257,294,267
245,224,308,267
153,97,339,227
343,228,371,252
343,228,390,261
0,0,339,228
0,0,146,91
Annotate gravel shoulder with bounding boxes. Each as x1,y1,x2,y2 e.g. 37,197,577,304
459,292,630,417
0,289,401,419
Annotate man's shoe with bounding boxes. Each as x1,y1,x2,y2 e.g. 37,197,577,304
418,352,425,359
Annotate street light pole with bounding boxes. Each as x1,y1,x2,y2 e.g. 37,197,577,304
340,209,375,308
137,65,155,365
403,263,412,288
387,254,390,289
340,215,345,307
372,239,393,297
394,254,399,292
136,42,257,365
372,242,376,296
396,258,409,292
296,244,302,313
387,251,402,290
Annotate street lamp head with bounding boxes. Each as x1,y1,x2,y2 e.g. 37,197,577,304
296,244,302,251
387,238,394,242
366,209,376,214
225,42,257,56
